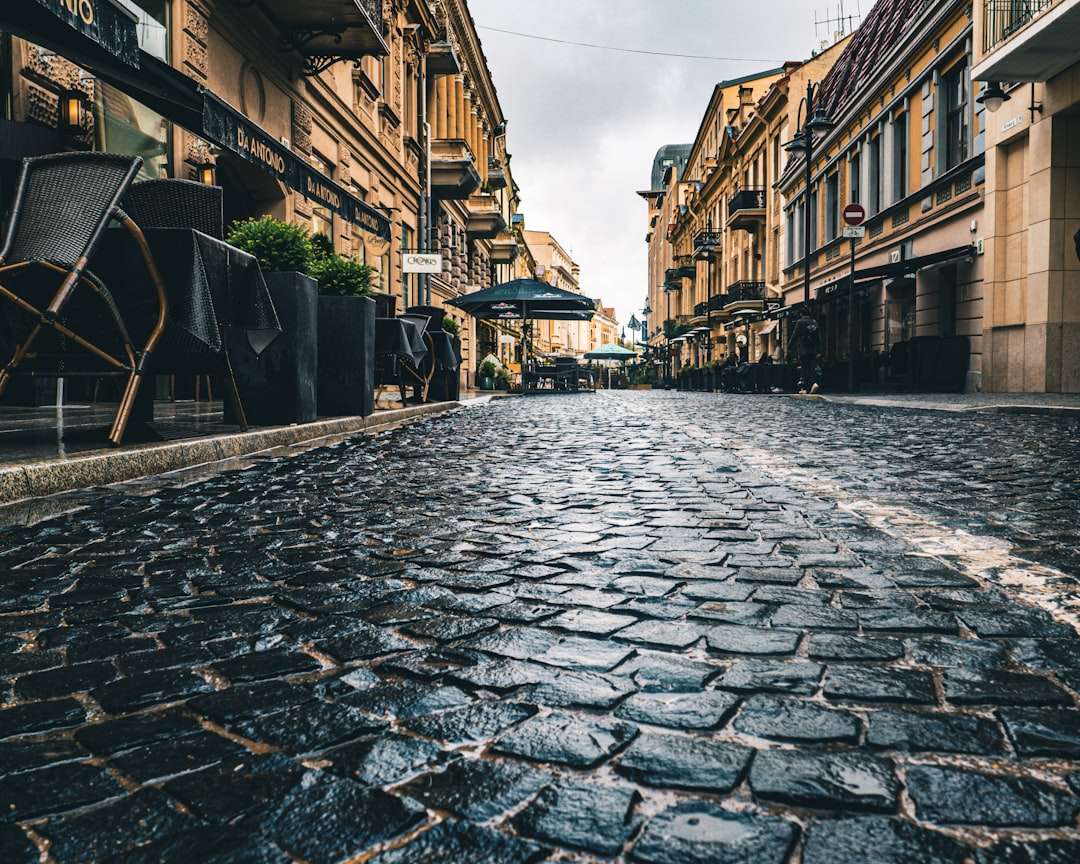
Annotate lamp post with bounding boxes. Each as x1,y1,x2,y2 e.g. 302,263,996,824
784,81,834,305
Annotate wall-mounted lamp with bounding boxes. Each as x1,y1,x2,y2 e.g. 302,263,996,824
976,82,1010,113
58,88,91,138
196,160,216,185
1028,82,1043,121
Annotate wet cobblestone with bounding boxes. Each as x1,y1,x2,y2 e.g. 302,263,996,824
1,391,1079,861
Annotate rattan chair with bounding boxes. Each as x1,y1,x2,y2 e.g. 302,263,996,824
120,178,247,430
0,152,168,445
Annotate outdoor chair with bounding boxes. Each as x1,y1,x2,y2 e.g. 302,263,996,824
119,178,247,429
0,152,167,445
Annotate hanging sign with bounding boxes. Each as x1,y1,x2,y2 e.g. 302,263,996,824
402,253,443,274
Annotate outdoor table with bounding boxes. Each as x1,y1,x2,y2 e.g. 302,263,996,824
426,331,460,371
96,227,281,356
374,317,428,367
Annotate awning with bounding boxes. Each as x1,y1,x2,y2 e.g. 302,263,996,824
756,320,778,335
852,245,977,282
3,0,140,68
202,91,390,241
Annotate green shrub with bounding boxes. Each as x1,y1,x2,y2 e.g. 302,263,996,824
478,360,497,379
310,254,374,297
227,215,312,273
495,366,510,381
308,231,335,264
442,316,461,337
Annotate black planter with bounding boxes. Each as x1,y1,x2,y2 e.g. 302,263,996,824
228,271,318,426
317,295,375,417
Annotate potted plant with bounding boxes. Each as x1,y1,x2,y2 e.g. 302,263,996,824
309,242,376,417
494,366,511,391
225,215,318,426
478,359,497,390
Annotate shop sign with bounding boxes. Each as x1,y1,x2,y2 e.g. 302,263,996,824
202,91,391,241
402,253,443,274
32,0,140,67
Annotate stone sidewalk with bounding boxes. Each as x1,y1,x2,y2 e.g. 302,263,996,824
1,391,1078,863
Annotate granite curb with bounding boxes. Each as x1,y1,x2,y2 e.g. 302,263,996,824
0,401,460,506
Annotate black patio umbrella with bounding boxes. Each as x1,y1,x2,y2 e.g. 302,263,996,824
447,278,596,320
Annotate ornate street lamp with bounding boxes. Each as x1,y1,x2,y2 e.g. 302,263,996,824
784,81,834,305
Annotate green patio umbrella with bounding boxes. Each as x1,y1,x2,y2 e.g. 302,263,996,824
583,343,637,389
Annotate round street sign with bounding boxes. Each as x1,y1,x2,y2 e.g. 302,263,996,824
842,203,867,226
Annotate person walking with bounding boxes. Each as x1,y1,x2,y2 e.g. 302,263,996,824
788,308,821,393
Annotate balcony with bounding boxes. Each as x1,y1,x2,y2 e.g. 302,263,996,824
241,0,387,75
430,139,481,199
486,159,507,190
723,281,766,306
674,256,697,280
693,229,721,258
489,231,519,264
727,187,766,232
465,194,507,239
975,0,1080,82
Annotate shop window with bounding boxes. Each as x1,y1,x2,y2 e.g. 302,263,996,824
93,81,167,180
114,0,168,61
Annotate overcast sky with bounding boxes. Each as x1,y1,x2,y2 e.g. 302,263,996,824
467,0,874,329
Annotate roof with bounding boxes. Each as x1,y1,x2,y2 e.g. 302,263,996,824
818,0,933,114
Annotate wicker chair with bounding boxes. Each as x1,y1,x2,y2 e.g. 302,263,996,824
0,152,168,445
120,178,247,429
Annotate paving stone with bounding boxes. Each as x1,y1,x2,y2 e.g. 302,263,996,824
0,698,86,737
188,681,314,723
509,780,640,857
121,825,291,864
630,799,797,864
322,735,445,786
366,820,548,864
615,651,720,691
716,659,823,696
248,772,426,864
905,764,1080,827
806,633,905,661
89,668,214,714
615,690,739,729
857,608,958,633
753,585,833,605
769,604,860,630
801,816,973,864
690,600,775,626
449,659,555,693
734,694,861,744
617,595,699,619
0,737,86,774
109,728,248,782
999,707,1080,756
401,615,500,642
35,789,192,863
528,670,636,709
210,647,323,682
376,648,484,682
532,635,635,671
1007,638,1080,671
12,660,117,700
164,753,306,823
905,636,1010,669
942,667,1072,706
340,681,472,720
544,608,640,635
310,622,413,661
0,823,37,864
463,628,560,660
823,665,938,705
865,707,1006,754
400,758,550,821
975,838,1080,864
492,711,637,768
487,601,561,623
229,701,383,754
957,609,1075,638
704,625,800,656
750,750,901,813
0,760,125,821
612,619,706,649
615,731,753,792
402,700,536,745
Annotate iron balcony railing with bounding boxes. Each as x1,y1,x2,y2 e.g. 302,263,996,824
694,301,708,317
708,293,727,312
728,187,767,214
725,281,766,302
693,229,721,253
984,0,1054,52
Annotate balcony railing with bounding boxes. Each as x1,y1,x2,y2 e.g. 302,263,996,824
245,0,387,74
693,230,721,256
984,0,1054,52
724,281,766,302
728,187,767,214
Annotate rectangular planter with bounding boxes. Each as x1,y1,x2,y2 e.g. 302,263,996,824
227,271,318,426
317,295,375,417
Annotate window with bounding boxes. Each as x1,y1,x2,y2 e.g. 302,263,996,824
310,155,333,242
808,187,819,252
868,134,881,214
943,61,969,171
849,152,861,204
94,82,168,181
893,113,909,201
786,207,795,266
825,172,839,243
114,0,168,61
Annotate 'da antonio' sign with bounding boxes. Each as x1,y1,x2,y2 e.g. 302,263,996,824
31,0,140,66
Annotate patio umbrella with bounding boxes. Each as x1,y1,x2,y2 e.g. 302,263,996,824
583,343,637,389
447,278,596,319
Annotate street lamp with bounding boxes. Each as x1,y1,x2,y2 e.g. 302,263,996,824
785,81,834,305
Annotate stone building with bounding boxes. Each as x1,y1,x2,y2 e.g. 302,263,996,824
972,0,1080,392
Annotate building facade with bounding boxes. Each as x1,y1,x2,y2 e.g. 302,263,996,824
972,0,1080,392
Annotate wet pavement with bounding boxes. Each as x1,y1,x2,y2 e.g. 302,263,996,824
2,390,1079,863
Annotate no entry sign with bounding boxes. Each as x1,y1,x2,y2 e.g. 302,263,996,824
842,203,867,226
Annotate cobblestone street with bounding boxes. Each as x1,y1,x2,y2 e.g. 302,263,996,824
2,391,1080,863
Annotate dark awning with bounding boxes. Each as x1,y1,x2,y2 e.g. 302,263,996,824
852,245,977,282
2,0,140,67
202,91,390,240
